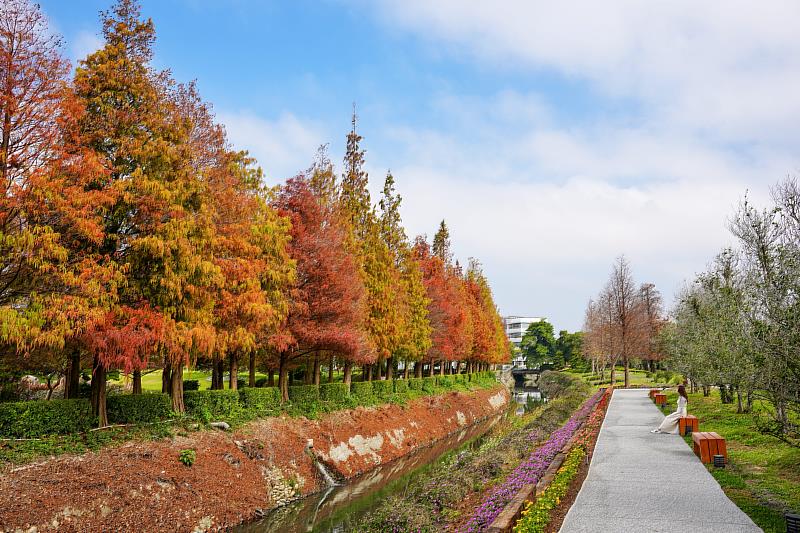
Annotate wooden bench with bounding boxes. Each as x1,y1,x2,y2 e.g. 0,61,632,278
654,393,667,407
679,415,699,436
692,432,727,464
649,389,660,399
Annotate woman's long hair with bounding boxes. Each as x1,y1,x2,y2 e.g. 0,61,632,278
677,384,688,402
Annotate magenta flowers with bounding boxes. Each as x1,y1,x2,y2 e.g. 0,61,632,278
460,390,604,532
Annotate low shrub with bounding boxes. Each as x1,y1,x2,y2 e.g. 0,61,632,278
182,380,200,391
254,377,269,387
239,387,281,416
351,381,374,403
0,399,95,437
393,379,409,394
437,375,455,388
288,384,320,412
320,382,349,406
107,393,172,424
179,448,196,467
372,380,393,399
407,378,424,391
183,390,240,420
422,376,437,393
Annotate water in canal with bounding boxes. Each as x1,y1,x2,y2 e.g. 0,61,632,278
236,385,541,532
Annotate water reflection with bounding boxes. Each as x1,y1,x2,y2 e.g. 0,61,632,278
513,387,545,415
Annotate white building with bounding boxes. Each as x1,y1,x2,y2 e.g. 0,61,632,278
503,315,547,367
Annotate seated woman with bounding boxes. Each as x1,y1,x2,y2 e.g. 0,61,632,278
651,384,688,434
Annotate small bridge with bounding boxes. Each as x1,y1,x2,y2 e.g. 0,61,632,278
511,368,545,387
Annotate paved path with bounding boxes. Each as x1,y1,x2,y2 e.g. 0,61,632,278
560,388,761,533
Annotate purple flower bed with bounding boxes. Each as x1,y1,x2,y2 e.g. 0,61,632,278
460,390,604,532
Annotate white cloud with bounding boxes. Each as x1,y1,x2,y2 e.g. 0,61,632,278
367,1,800,145
71,30,103,63
218,111,327,184
340,1,800,328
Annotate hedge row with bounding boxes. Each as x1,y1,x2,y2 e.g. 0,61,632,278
0,371,498,436
0,392,174,437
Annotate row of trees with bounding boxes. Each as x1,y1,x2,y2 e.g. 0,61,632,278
582,257,665,387
663,179,800,446
0,0,509,425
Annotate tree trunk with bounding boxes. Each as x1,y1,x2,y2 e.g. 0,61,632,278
702,385,710,397
278,356,289,402
366,364,373,381
386,356,393,380
439,361,445,376
736,390,743,414
268,368,275,387
403,364,409,379
90,355,108,427
170,364,185,413
624,358,630,388
313,353,321,386
376,360,383,380
343,361,352,385
211,360,220,390
229,353,239,390
249,352,257,387
65,349,81,399
133,370,142,395
610,365,616,386
328,354,334,383
162,361,172,395
305,357,312,385
415,362,422,378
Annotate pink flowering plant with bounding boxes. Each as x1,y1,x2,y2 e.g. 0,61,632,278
460,389,605,532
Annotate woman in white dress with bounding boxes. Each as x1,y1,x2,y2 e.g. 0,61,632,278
651,385,688,434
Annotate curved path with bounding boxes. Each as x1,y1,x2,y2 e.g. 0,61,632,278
560,388,761,533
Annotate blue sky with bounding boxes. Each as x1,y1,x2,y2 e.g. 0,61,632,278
39,1,800,331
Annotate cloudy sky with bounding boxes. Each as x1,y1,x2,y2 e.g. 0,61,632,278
41,0,800,331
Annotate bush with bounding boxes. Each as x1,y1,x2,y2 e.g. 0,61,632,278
179,448,196,467
320,383,349,406
183,390,240,420
0,399,95,437
182,380,200,391
422,376,438,393
407,378,423,391
351,381,374,404
393,379,409,394
288,384,320,410
239,387,281,416
372,380,393,399
254,377,269,387
437,375,455,388
107,393,172,424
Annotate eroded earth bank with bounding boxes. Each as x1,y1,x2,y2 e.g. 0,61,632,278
0,387,509,532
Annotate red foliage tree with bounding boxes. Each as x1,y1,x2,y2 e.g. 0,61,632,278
272,176,366,400
413,238,471,376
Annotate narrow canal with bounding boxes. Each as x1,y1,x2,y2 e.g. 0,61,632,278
236,383,542,533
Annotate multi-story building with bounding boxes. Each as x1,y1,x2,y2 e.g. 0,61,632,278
503,315,547,367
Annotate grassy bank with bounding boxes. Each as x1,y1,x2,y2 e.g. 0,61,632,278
565,367,677,389
661,390,800,532
353,372,593,532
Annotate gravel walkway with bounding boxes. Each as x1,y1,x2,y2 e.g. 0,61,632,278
559,388,761,533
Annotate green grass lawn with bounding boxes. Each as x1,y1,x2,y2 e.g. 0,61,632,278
660,390,800,532
566,367,670,389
